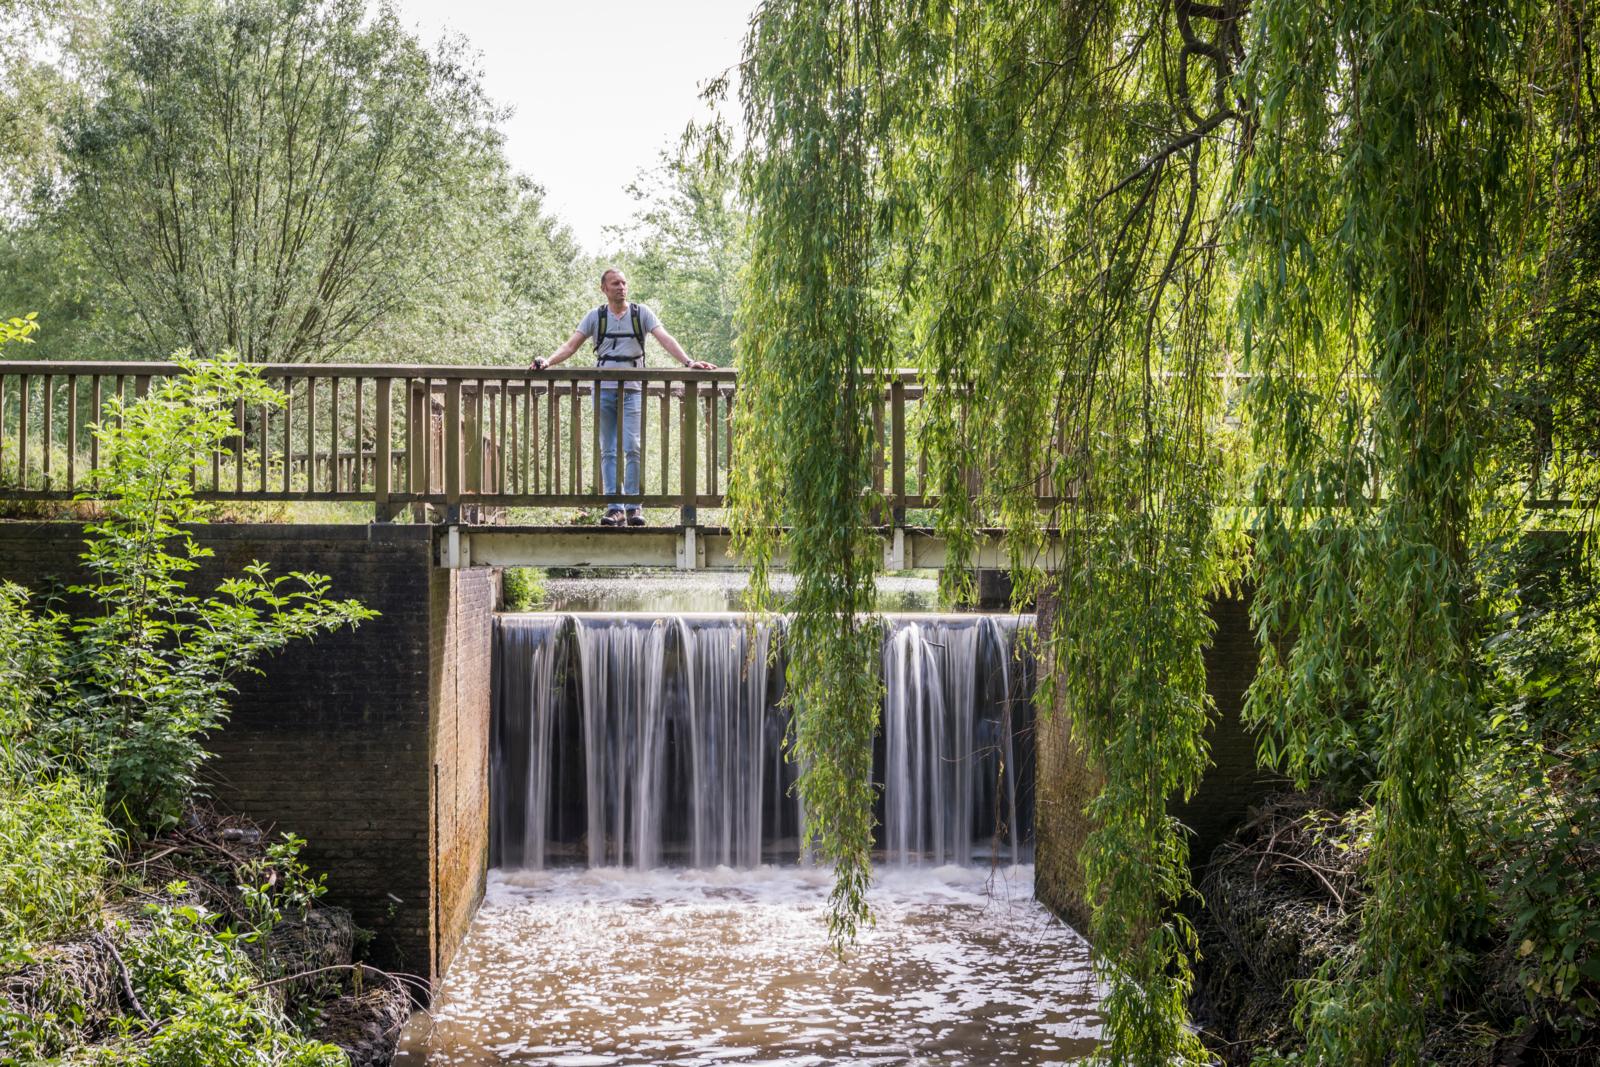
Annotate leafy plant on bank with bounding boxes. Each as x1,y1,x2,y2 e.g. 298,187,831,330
24,352,377,834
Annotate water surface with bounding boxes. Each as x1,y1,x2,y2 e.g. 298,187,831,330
394,864,1100,1066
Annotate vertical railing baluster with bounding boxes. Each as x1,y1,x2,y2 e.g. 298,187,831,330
17,375,29,489
639,383,651,496
0,373,8,484
892,379,906,524
40,375,52,485
569,381,580,496
307,375,319,493
522,382,532,495
282,376,294,494
375,377,391,519
259,398,270,494
681,378,698,527
89,376,102,477
234,397,246,492
444,378,462,511
723,386,734,498
708,388,719,497
65,375,78,491
353,376,365,491
659,386,670,495
498,378,509,497
592,383,603,500
408,380,425,518
546,381,557,496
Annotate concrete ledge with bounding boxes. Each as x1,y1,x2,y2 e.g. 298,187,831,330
443,524,1063,572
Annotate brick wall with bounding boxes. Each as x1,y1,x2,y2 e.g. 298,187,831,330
0,521,496,993
428,565,495,984
1033,590,1277,932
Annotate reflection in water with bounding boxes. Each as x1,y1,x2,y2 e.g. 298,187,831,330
394,865,1101,1066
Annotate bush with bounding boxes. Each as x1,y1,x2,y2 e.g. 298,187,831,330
502,566,548,611
38,354,379,833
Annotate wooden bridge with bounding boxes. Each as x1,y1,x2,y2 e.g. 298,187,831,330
0,361,1067,570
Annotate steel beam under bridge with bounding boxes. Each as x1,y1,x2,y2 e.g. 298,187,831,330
436,525,1061,572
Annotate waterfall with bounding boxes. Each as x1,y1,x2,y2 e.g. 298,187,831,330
492,612,1032,871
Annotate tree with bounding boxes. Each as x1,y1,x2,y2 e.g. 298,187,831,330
605,148,747,367
54,0,516,363
730,0,1598,1063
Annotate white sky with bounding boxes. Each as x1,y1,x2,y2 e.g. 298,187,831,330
390,0,756,254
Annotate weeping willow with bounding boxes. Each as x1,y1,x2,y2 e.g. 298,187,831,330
731,0,1596,1062
1236,1,1595,1062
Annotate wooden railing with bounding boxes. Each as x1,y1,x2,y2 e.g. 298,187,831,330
0,362,1077,523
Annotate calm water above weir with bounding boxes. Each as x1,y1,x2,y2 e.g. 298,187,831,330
397,587,1098,1065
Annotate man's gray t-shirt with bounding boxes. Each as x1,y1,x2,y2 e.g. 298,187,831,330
579,303,661,393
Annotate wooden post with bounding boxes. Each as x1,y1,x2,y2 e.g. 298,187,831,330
680,378,698,527
464,381,481,495
307,376,318,492
445,378,462,512
40,375,52,484
353,376,365,490
17,375,28,489
592,383,603,498
568,382,580,496
330,375,341,493
891,379,906,525
375,377,392,520
659,387,670,494
234,397,246,492
65,375,77,490
259,400,270,494
283,377,294,494
90,376,101,475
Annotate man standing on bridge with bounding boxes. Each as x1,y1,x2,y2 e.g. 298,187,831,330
531,268,713,526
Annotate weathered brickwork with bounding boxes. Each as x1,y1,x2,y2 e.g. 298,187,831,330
427,565,495,984
0,521,496,993
1033,590,1276,933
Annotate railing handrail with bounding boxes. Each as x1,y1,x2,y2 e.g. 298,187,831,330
0,360,1069,522
0,361,930,384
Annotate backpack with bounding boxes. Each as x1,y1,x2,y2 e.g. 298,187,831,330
594,303,647,365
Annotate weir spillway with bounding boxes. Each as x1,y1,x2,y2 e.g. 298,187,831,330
491,613,1037,873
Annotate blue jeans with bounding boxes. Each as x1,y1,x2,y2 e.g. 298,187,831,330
597,386,641,509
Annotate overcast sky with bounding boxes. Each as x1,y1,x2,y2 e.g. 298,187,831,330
390,0,756,254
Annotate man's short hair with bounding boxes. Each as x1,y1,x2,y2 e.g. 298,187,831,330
600,267,625,285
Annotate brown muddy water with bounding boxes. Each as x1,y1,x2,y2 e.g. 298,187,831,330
392,864,1101,1066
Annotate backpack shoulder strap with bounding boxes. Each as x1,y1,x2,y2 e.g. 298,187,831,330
594,304,609,350
630,303,645,345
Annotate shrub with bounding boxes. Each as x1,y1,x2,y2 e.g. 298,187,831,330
45,354,378,833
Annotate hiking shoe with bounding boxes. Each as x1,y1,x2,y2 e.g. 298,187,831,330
599,510,625,527
626,510,646,527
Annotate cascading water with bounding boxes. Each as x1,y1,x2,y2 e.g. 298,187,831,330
491,612,1033,872
402,607,1095,1066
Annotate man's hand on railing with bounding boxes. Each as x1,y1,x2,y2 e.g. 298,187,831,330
529,357,549,371
686,360,715,370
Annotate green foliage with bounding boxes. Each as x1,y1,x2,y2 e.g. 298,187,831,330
0,310,35,346
606,148,747,367
31,353,377,832
0,584,114,965
733,3,1244,1058
731,0,897,946
1471,540,1600,1042
0,0,591,364
501,567,547,612
81,902,346,1067
238,833,327,930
